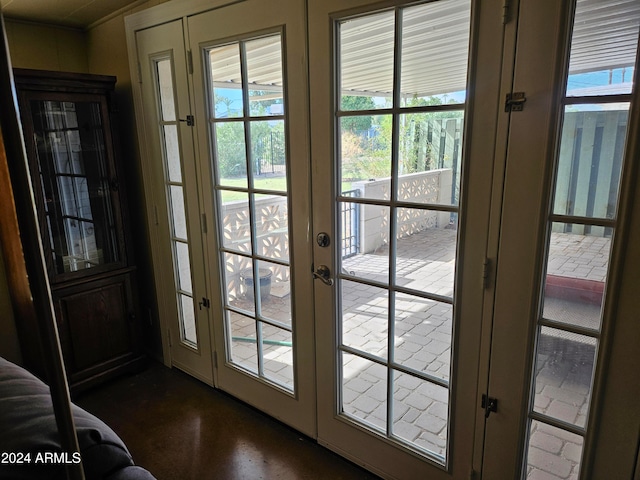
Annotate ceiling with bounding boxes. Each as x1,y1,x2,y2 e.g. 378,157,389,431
0,0,143,29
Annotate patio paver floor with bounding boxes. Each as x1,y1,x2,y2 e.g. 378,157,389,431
226,228,607,476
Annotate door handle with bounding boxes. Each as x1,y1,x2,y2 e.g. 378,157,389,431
312,264,334,286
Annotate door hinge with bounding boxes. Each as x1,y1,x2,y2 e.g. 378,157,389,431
136,61,143,84
199,297,211,309
482,257,493,289
167,328,172,348
505,92,527,112
201,213,207,233
213,351,218,368
482,394,498,418
502,0,510,25
187,49,194,75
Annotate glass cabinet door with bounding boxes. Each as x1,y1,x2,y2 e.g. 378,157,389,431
27,95,122,279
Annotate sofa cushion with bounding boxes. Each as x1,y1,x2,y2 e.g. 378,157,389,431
0,357,155,479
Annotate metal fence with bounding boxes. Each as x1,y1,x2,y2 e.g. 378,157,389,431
254,131,286,176
341,189,360,258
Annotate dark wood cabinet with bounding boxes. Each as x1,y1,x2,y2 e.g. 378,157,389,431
13,68,145,393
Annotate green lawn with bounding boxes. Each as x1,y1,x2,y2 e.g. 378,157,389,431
218,177,287,202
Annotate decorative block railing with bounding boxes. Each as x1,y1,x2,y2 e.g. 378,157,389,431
220,195,289,300
353,168,453,254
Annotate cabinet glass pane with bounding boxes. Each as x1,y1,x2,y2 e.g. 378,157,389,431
31,100,118,274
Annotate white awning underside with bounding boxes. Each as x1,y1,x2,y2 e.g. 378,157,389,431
208,0,640,97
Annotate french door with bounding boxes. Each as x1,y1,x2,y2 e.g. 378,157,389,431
127,0,640,478
135,20,215,385
309,0,503,477
186,0,317,436
133,0,316,434
483,0,640,478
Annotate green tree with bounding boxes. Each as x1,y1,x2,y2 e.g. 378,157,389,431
213,94,286,178
214,121,246,178
340,95,376,133
374,95,464,175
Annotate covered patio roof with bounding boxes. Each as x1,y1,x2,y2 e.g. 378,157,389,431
206,0,639,98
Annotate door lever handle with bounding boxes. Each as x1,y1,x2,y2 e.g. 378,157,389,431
312,265,334,286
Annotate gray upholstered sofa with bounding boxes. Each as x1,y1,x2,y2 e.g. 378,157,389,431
0,357,155,480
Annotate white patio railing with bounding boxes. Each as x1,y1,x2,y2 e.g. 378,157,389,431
353,168,453,254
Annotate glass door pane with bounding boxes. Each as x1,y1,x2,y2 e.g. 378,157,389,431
334,0,469,466
206,33,295,392
154,57,199,348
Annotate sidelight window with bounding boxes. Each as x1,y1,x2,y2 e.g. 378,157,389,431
522,1,639,477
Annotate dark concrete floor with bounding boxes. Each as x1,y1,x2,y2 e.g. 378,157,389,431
76,361,381,480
